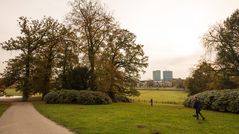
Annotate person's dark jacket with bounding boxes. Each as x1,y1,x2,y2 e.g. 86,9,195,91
194,100,201,110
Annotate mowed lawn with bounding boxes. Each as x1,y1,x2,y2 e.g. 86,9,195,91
3,88,22,96
131,89,188,104
0,103,9,116
34,102,239,134
3,88,41,98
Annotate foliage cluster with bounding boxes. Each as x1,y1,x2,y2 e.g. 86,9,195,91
184,89,239,113
44,90,112,105
114,94,132,103
59,66,90,90
186,9,239,95
186,62,219,95
203,9,239,77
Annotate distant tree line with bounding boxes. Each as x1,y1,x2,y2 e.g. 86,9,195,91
0,0,148,101
186,9,239,95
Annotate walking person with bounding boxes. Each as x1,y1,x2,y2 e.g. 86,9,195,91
193,97,205,120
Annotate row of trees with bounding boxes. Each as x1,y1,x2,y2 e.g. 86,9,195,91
187,9,239,95
0,0,148,101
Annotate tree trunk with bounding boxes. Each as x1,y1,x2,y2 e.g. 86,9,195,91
108,90,116,102
61,45,68,89
42,50,54,100
89,51,97,91
22,56,30,101
41,72,50,100
108,73,116,101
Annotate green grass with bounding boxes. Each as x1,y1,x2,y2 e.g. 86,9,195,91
131,89,188,104
0,102,9,116
34,102,239,134
4,88,22,96
3,88,42,98
33,90,238,134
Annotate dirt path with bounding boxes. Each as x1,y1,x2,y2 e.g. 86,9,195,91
0,102,74,134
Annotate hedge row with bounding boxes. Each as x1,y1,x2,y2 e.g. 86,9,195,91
44,90,112,105
184,89,239,113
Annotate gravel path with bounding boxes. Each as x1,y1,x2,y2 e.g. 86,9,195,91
0,102,74,134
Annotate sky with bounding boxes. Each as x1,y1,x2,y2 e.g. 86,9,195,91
0,0,238,80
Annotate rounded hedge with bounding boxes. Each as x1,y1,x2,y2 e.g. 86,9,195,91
184,89,239,113
114,94,132,103
77,90,112,105
44,90,112,105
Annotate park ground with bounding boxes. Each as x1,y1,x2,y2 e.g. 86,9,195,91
1,88,239,134
0,102,9,116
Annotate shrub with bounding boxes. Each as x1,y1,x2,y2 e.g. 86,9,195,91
44,91,58,104
57,90,80,104
114,94,132,103
44,90,112,105
77,90,112,105
44,90,79,104
184,89,239,113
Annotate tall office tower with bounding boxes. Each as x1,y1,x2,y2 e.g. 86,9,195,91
163,70,173,81
153,70,161,81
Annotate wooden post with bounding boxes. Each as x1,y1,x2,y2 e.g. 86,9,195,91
150,98,153,106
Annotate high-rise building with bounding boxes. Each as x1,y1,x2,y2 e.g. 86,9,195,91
153,70,161,81
163,71,173,81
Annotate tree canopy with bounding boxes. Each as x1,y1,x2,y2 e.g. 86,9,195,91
187,9,239,95
203,9,239,77
67,0,148,99
186,61,217,95
1,17,77,100
67,0,114,91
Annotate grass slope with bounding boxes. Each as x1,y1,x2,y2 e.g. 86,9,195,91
34,102,239,134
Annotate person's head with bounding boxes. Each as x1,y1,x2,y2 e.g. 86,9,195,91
194,96,198,100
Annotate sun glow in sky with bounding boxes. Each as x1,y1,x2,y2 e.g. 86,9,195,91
0,0,238,80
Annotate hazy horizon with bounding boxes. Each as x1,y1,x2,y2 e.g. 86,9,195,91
0,0,238,80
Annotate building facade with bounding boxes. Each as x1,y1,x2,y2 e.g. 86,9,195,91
153,70,161,81
163,70,173,81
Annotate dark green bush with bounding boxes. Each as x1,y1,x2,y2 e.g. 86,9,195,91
57,90,80,104
77,90,112,105
44,90,80,104
184,89,239,113
114,94,132,103
44,90,112,105
44,91,58,104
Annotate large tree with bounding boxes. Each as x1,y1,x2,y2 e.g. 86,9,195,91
67,0,113,90
31,17,77,98
97,28,148,100
203,9,239,77
67,0,148,98
1,17,77,100
1,17,54,101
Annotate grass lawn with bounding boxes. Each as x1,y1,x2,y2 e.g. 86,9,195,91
4,88,22,96
34,102,239,134
0,102,9,116
3,88,42,98
131,89,188,104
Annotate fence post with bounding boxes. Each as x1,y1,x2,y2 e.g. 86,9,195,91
150,98,153,106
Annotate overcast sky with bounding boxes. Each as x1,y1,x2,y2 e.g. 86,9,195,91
0,0,238,80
